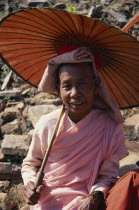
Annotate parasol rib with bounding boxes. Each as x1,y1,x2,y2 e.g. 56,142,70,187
101,67,130,106
105,65,139,103
122,11,139,32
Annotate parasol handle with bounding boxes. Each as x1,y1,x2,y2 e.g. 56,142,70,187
34,104,65,188
122,11,139,32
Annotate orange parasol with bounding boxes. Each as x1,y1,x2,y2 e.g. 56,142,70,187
0,8,139,109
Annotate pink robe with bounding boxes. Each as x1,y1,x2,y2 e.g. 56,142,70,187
22,109,128,209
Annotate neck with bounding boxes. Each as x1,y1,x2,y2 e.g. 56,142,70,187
68,108,94,123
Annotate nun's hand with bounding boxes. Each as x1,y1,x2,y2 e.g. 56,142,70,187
48,47,94,65
24,181,45,205
77,196,99,210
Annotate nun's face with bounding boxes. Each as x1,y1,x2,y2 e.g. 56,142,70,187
58,63,98,123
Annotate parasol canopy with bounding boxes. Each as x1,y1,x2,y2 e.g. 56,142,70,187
0,8,139,109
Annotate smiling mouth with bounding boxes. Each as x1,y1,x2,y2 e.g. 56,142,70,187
70,102,84,107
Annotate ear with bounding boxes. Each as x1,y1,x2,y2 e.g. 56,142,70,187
56,84,60,96
94,77,101,94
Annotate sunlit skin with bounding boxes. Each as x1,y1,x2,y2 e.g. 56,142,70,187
58,63,99,123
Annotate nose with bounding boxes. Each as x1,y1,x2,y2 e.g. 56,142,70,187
70,86,81,98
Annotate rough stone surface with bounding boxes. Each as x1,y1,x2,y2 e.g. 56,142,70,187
22,88,32,95
22,105,30,118
124,114,139,127
119,141,139,177
25,96,62,106
0,118,4,126
0,191,15,209
0,149,4,161
53,3,66,9
1,135,30,155
0,89,22,97
88,6,95,17
0,107,21,124
21,84,32,92
101,0,114,5
123,114,139,141
108,10,127,23
18,116,32,134
0,162,21,180
28,104,59,127
1,119,21,135
38,98,62,106
119,150,139,177
15,102,25,111
20,204,30,210
0,181,10,192
0,192,8,203
28,129,35,138
0,100,6,112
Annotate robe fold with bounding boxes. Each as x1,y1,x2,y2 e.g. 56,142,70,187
22,109,128,210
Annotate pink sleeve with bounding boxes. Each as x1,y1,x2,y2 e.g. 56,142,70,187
90,123,128,198
90,154,119,198
21,118,47,185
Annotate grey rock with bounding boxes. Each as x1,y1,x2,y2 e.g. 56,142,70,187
1,71,12,91
119,141,139,177
22,88,32,95
0,107,21,124
88,6,95,17
0,118,4,126
0,162,21,180
1,134,30,155
133,24,139,30
0,149,4,161
96,5,103,11
101,0,114,5
124,113,139,127
1,119,21,135
15,102,25,111
108,10,127,23
76,2,90,11
53,3,66,10
0,100,6,112
38,98,62,106
0,89,22,97
28,129,35,138
123,114,139,141
18,116,31,134
132,30,138,37
28,104,59,127
24,92,61,105
0,192,8,203
0,181,10,192
20,204,30,210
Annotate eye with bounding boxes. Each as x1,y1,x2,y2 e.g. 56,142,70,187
62,84,72,90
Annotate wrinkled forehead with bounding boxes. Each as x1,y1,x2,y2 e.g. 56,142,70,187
58,62,95,78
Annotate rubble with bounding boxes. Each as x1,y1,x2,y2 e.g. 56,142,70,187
28,104,59,127
0,89,22,97
0,107,21,124
53,2,66,9
1,135,30,155
0,162,21,180
0,148,4,160
1,119,21,135
108,10,127,26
